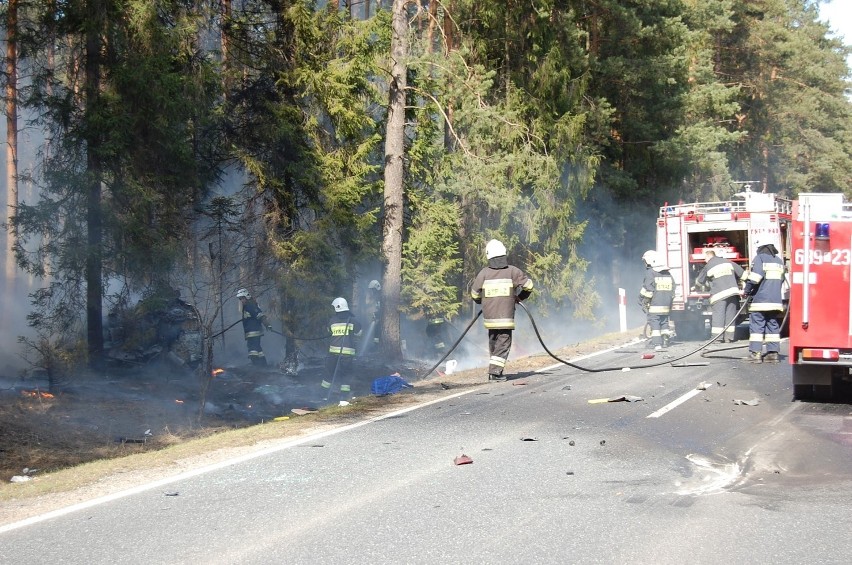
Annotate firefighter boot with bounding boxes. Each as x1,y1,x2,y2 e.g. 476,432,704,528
489,373,507,382
746,351,762,363
764,352,780,364
662,334,670,348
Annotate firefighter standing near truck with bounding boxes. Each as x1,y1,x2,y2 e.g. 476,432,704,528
742,238,785,363
695,249,745,343
471,239,534,382
237,288,271,366
639,255,675,350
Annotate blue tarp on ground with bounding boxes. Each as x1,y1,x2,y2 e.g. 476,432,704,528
371,375,413,396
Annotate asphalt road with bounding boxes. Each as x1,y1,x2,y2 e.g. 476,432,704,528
2,338,852,564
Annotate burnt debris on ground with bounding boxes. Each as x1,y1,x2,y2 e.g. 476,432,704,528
0,354,431,481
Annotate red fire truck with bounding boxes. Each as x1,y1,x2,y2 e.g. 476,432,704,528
788,193,852,399
655,187,792,339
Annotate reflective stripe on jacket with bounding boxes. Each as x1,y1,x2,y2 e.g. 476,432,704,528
696,256,744,304
329,313,362,356
744,252,785,312
471,262,534,330
640,269,675,315
241,301,266,339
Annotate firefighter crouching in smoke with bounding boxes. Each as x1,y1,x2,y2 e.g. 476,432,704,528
470,239,534,382
742,238,785,363
322,297,363,400
237,288,271,366
694,249,744,343
639,254,675,350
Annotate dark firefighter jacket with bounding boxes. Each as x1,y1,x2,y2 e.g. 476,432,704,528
640,268,675,315
696,256,744,304
240,300,267,339
470,256,534,330
328,312,362,356
743,248,785,312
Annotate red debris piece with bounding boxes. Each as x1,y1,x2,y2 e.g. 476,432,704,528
512,382,527,386
642,353,655,359
453,454,473,465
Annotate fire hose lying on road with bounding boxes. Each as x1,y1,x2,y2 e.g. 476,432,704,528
420,298,760,378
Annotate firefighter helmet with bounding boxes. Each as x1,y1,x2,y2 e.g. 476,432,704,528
236,288,251,299
753,237,770,249
368,280,381,290
332,297,349,312
642,250,657,267
651,255,669,271
485,239,507,260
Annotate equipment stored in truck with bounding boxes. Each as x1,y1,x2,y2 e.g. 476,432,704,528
654,184,792,340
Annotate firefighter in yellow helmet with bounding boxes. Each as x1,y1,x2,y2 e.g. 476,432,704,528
470,239,534,382
236,288,270,366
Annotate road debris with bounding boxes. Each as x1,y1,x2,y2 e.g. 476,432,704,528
733,398,760,406
641,353,655,359
9,475,32,483
672,362,710,367
370,374,413,396
453,454,473,465
697,381,711,390
290,408,317,416
588,395,644,403
164,491,179,496
520,437,539,441
562,385,571,391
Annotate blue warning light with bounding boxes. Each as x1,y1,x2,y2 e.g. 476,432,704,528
815,223,830,240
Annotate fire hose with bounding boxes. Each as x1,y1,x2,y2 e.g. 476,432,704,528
422,297,757,378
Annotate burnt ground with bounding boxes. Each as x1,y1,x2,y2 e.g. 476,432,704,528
0,330,642,483
0,352,431,482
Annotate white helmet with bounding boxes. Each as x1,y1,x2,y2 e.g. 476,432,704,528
753,237,770,249
485,239,507,260
236,288,251,299
368,280,381,290
651,256,669,271
641,250,657,266
332,297,349,312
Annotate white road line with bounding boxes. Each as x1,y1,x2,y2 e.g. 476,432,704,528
646,383,713,419
0,389,476,535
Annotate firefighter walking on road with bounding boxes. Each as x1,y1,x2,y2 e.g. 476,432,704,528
639,254,675,350
470,239,534,382
743,238,785,363
322,297,362,400
237,288,271,366
695,249,745,343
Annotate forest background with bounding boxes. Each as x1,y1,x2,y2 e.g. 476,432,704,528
0,0,851,380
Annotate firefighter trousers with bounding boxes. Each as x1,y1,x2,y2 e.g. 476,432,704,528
245,336,267,366
488,329,513,377
711,296,739,340
748,311,782,354
646,313,672,347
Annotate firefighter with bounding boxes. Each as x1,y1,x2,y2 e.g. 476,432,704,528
639,254,675,350
365,279,382,349
743,238,785,363
694,249,745,343
322,297,363,400
470,239,534,382
425,314,452,360
236,288,271,366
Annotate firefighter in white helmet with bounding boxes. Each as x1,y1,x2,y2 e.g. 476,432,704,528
742,237,785,363
322,297,363,400
236,288,271,366
639,255,675,350
470,239,534,382
365,279,383,351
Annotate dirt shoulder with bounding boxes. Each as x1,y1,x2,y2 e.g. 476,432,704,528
0,329,642,528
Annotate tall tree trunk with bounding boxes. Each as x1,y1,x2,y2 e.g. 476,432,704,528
85,1,105,368
5,0,18,294
380,0,408,361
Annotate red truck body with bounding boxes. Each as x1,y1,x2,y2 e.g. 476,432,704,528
788,193,852,399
